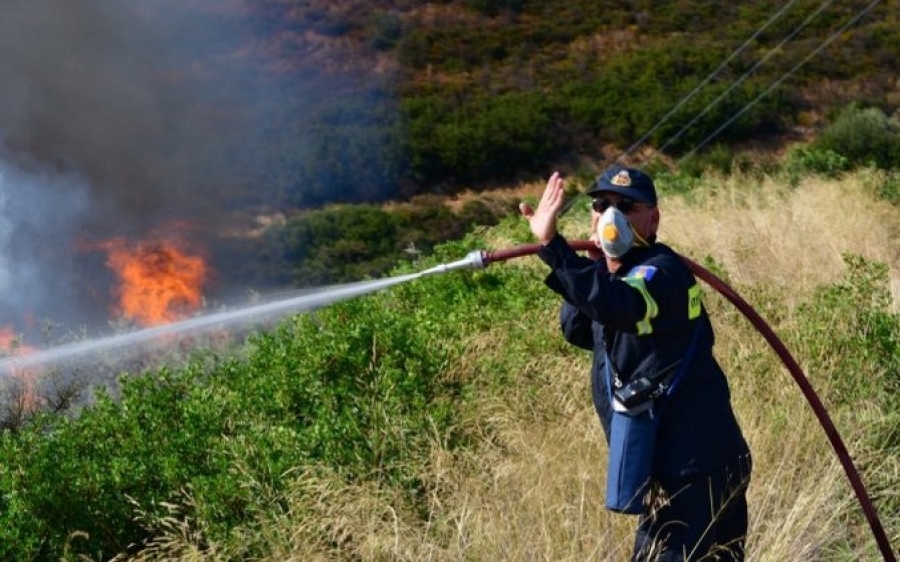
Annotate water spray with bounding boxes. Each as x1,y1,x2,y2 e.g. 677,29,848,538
425,239,896,561
0,273,421,372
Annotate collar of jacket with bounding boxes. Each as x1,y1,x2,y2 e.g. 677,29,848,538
613,242,657,276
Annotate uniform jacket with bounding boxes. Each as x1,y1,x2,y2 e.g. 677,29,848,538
538,233,749,481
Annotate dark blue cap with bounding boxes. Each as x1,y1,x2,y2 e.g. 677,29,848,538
587,166,657,206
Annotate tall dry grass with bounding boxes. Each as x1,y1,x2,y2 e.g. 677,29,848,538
429,173,898,561
660,170,900,303
132,173,899,561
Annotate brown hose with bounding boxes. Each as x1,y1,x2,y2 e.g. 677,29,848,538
482,240,897,561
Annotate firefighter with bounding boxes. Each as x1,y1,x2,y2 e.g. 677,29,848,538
520,166,751,561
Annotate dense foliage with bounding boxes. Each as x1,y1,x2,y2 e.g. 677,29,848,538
233,0,900,205
203,0,900,291
223,102,900,288
222,196,509,288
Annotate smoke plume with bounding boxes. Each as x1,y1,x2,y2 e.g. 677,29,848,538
0,0,267,224
0,0,403,339
0,0,285,334
0,160,91,330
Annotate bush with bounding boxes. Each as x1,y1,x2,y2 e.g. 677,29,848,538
403,91,564,185
782,145,850,184
789,254,900,523
813,104,900,170
0,263,513,557
876,172,900,204
0,368,226,558
253,200,510,287
794,255,899,405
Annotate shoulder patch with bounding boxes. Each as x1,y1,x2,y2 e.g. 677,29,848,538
627,265,657,281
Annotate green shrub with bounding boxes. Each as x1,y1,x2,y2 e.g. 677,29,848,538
676,144,738,177
782,145,850,184
789,254,900,521
403,91,563,185
0,283,479,557
0,368,225,559
652,168,705,197
794,255,899,405
260,85,411,209
255,200,509,287
875,172,900,204
0,224,553,558
813,104,900,171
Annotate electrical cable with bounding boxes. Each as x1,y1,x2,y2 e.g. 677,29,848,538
655,0,838,156
557,2,877,215
679,0,882,162
565,1,805,214
618,0,804,162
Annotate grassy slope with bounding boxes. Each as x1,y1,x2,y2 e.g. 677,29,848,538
123,170,900,560
230,1,900,204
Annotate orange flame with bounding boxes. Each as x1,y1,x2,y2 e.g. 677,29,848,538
99,236,209,327
0,326,39,410
0,326,28,355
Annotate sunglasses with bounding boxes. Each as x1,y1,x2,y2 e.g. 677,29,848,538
591,196,643,214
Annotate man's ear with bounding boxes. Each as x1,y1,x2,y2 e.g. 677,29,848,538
649,206,660,233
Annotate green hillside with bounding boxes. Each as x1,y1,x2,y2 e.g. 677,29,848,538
238,0,900,204
214,0,900,290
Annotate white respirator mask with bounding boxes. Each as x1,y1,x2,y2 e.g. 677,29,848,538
597,206,636,258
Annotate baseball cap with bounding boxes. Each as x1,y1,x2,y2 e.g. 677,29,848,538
586,166,657,206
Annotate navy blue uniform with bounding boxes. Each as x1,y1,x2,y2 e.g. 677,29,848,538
538,233,751,561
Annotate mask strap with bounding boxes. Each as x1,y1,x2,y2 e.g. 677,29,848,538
631,225,651,248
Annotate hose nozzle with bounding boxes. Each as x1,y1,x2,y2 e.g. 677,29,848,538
419,250,487,276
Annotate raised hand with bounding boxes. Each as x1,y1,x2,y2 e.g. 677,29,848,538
519,171,565,245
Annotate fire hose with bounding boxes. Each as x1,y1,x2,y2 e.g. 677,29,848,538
422,240,896,561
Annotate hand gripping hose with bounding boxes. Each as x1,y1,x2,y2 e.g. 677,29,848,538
458,240,896,561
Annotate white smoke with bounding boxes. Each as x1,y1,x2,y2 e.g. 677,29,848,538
0,0,265,228
0,157,91,333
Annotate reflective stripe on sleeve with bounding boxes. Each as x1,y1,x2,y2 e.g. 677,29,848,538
623,276,659,335
688,283,702,319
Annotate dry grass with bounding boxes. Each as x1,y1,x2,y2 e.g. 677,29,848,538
659,170,900,304
437,173,900,561
132,173,899,561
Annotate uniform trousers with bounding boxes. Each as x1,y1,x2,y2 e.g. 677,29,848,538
632,455,752,561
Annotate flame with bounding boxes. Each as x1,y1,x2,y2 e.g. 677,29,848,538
0,326,27,355
0,326,39,411
99,236,209,327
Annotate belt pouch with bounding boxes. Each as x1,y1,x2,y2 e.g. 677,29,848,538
606,405,659,514
604,320,703,514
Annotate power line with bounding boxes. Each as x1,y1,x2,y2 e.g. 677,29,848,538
618,0,804,163
564,0,811,215
656,0,838,155
679,0,882,162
